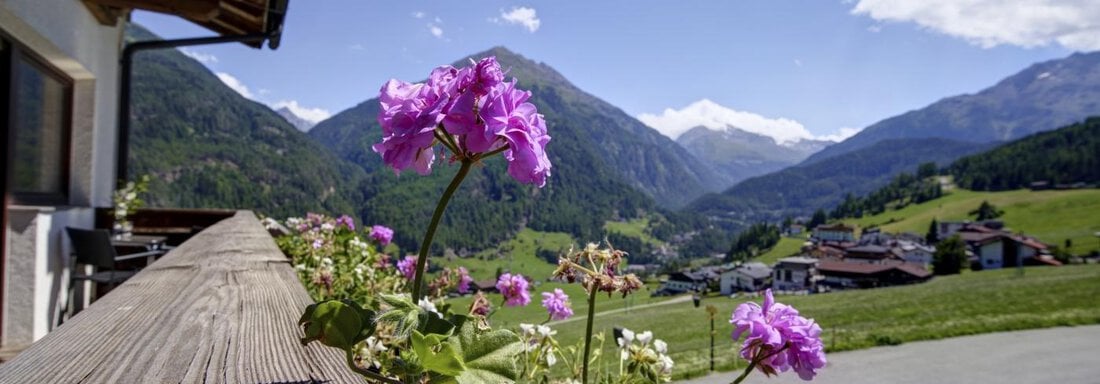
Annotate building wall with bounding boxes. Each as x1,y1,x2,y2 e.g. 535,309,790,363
980,242,1004,269
772,267,813,291
1,0,122,349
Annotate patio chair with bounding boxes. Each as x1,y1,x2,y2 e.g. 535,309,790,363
60,227,165,321
66,227,166,285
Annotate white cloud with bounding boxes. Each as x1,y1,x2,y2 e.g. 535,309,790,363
498,7,541,33
348,43,365,51
816,126,863,142
637,99,859,145
851,0,1100,51
180,48,217,64
271,100,332,124
412,11,425,19
429,24,444,38
793,58,803,67
216,72,254,99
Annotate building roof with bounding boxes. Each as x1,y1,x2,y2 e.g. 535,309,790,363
1011,236,1048,250
83,0,289,48
726,262,773,279
668,272,704,282
846,245,890,254
815,223,855,232
818,261,931,278
776,256,819,266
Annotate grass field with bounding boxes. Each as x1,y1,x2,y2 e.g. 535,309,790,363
604,218,665,247
847,188,1100,255
433,228,672,330
754,235,808,265
548,264,1100,380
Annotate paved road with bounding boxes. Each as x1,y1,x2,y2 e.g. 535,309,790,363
679,325,1100,384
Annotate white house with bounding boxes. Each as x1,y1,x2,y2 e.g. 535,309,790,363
897,240,935,267
771,256,820,292
812,223,856,243
660,272,705,294
1,0,284,354
720,262,772,295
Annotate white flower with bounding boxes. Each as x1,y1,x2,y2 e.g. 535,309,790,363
545,351,557,367
658,354,674,375
320,223,335,232
654,339,667,355
418,298,440,318
519,323,536,337
637,330,653,345
321,257,334,266
294,264,307,271
617,328,635,348
536,325,556,339
365,336,387,352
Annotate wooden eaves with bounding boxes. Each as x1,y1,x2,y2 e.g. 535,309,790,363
81,0,288,48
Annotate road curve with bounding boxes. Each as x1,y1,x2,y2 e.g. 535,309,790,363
678,325,1100,384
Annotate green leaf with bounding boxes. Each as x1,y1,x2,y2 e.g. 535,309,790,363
448,315,524,384
298,300,365,350
411,331,466,377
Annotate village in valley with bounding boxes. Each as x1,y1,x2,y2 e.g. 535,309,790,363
656,219,1066,298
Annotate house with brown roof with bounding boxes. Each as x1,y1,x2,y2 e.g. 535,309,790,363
817,261,931,289
771,257,822,292
844,244,906,264
812,223,856,243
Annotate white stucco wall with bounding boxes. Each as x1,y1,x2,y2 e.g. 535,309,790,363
2,0,122,349
980,242,1004,269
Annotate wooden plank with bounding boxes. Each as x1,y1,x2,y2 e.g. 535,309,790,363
0,211,364,383
85,0,222,21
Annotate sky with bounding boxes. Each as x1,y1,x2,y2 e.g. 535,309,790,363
134,1,1099,143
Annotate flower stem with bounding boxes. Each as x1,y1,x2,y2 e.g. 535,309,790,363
411,160,473,301
345,350,402,384
581,285,599,384
730,345,790,384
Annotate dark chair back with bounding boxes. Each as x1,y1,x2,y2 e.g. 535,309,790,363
66,227,119,270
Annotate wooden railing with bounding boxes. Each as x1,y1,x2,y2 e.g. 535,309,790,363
0,211,363,383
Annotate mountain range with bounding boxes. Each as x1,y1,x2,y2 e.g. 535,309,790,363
676,125,832,184
127,20,1100,255
804,51,1100,164
276,107,316,132
688,50,1100,228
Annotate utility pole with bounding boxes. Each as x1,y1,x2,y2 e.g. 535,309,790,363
708,303,717,369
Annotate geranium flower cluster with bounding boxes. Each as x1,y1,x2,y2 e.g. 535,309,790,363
553,242,644,298
616,328,674,382
373,56,552,186
730,289,826,381
541,288,573,321
496,273,531,307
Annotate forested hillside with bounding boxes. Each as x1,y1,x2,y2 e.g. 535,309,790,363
309,47,719,251
949,117,1100,190
127,24,367,219
688,138,985,227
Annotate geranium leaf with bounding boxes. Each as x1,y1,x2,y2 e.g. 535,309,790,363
448,315,523,384
412,330,466,377
298,300,364,350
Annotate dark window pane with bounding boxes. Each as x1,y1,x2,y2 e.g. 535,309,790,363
12,55,68,196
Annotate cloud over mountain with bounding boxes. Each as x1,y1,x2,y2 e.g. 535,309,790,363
637,99,858,145
852,0,1100,51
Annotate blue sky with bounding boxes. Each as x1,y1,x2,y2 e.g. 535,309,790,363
134,1,1098,142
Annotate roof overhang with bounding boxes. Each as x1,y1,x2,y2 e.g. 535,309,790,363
82,0,288,49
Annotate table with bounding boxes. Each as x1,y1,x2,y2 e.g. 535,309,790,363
111,234,168,265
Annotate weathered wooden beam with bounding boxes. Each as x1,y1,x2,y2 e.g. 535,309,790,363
85,0,222,21
0,211,364,383
80,0,124,26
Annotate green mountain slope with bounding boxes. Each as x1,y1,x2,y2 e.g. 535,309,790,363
805,51,1100,164
687,138,986,227
949,117,1100,190
309,47,719,251
126,24,366,218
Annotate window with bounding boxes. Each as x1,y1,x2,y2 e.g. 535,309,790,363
4,35,72,205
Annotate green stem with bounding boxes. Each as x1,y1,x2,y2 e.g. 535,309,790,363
581,285,599,384
411,160,473,301
730,344,790,384
346,350,402,384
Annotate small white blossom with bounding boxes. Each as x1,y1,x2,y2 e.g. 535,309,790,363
654,339,667,355
637,330,653,345
545,351,557,367
418,298,440,318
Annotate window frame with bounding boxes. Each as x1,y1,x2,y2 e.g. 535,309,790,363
4,33,74,206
